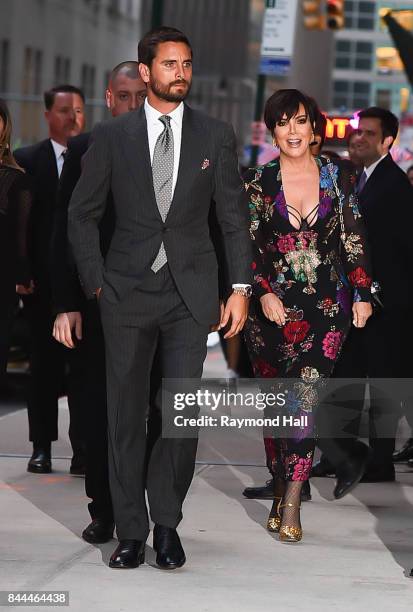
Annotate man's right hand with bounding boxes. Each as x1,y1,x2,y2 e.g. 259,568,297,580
260,293,286,326
53,312,82,349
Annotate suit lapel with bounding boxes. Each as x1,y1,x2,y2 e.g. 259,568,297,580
121,107,159,218
167,105,205,222
359,155,391,208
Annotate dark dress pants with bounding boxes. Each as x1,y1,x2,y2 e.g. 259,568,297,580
24,291,85,454
99,266,209,540
80,299,113,522
318,308,407,470
0,286,16,388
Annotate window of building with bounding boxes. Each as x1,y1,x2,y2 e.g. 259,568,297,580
81,63,96,98
344,1,375,30
54,55,71,85
335,39,373,70
33,50,43,94
22,47,33,95
333,79,371,110
0,39,9,92
376,88,391,109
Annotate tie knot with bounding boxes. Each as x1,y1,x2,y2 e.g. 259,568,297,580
159,115,171,129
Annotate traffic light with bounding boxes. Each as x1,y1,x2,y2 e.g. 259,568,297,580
326,0,345,29
302,0,324,30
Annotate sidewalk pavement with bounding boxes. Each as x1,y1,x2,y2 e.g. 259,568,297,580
1,347,413,611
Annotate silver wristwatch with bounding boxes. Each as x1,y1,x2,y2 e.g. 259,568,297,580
232,286,252,298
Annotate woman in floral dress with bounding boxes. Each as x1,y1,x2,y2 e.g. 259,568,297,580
244,89,372,542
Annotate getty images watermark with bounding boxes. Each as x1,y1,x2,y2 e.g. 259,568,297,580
172,388,308,429
160,378,413,439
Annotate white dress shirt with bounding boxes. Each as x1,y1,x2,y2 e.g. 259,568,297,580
144,99,249,290
364,154,388,182
144,98,183,196
50,139,67,178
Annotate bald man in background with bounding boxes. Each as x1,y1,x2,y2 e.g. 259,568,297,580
50,62,148,544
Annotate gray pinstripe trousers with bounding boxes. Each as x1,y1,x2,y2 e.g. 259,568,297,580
99,265,209,540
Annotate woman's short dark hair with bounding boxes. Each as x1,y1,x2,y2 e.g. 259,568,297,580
264,89,319,133
138,26,192,67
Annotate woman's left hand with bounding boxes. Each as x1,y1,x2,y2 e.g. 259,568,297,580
352,301,373,328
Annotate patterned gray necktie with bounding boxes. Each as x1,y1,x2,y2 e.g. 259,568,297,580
151,114,174,273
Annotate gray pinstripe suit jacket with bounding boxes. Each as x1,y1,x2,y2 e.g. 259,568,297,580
68,103,252,325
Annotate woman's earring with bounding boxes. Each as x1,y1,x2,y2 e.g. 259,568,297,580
272,138,279,148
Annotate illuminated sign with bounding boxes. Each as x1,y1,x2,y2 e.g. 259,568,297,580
323,112,360,143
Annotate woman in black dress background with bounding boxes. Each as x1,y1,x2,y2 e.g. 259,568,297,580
244,90,372,542
0,99,33,392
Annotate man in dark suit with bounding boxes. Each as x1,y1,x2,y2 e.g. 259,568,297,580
14,85,86,475
318,107,413,493
68,27,252,570
50,63,147,544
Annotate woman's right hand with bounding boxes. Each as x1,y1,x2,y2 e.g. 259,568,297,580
260,293,287,326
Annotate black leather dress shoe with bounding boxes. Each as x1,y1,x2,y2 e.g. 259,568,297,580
109,540,145,569
27,448,52,474
334,441,370,499
392,438,413,463
153,525,186,570
311,455,335,478
407,458,413,469
242,479,274,499
82,519,115,544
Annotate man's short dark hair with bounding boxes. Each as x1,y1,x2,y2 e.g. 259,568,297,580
138,26,192,67
358,106,399,148
406,165,413,174
109,61,140,87
44,85,85,110
264,89,319,133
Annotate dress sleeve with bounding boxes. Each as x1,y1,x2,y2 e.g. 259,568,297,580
10,172,32,286
243,167,273,299
338,162,372,302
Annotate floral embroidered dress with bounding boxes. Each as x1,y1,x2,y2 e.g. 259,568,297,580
244,157,372,482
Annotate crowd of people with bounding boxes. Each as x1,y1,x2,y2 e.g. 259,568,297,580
0,25,412,569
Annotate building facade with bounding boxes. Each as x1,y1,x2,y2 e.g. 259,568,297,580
331,0,413,116
140,0,256,152
0,0,143,145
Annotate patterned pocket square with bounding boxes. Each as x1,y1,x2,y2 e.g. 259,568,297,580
201,158,210,170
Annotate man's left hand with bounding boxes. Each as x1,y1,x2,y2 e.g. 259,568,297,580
220,293,249,339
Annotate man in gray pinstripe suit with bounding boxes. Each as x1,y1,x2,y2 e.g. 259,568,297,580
68,27,252,570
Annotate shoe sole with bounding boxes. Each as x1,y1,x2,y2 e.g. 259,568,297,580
109,553,145,569
82,532,114,545
155,557,186,570
27,466,52,474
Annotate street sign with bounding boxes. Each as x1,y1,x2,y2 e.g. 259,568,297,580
259,0,298,76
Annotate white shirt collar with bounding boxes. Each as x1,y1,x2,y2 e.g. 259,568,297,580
144,98,184,128
364,154,388,179
50,139,67,161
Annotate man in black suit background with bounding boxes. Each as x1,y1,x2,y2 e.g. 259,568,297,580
50,62,147,544
318,107,413,493
14,85,86,475
69,27,252,570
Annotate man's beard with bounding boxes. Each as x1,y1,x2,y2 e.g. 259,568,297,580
150,76,191,102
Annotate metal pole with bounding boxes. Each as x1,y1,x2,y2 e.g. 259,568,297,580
250,0,273,167
151,0,165,29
